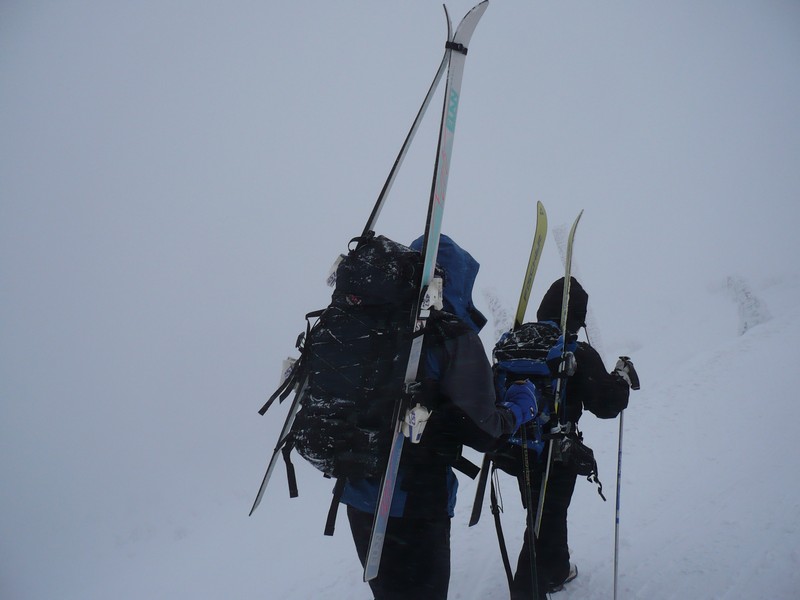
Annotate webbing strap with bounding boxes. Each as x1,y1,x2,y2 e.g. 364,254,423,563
258,370,296,415
489,467,514,589
453,455,480,479
282,444,298,499
445,40,468,55
324,478,347,537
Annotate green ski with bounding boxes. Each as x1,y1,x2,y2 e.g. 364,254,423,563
469,199,548,527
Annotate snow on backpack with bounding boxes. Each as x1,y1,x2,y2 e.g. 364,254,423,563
293,236,422,479
490,321,577,469
491,321,605,498
258,233,484,534
261,233,423,496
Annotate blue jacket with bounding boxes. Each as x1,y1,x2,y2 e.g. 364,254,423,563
341,235,517,519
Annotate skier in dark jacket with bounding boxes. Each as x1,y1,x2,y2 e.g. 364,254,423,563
342,235,539,600
510,277,635,599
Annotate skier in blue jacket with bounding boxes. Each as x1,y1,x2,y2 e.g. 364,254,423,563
342,235,538,600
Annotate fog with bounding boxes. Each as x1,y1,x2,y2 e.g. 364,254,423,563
1,2,798,598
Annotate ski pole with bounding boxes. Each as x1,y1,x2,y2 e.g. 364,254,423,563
613,356,639,598
520,425,540,600
613,409,624,600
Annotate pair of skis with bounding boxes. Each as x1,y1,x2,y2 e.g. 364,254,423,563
467,200,547,532
469,203,583,599
249,1,490,584
363,1,488,582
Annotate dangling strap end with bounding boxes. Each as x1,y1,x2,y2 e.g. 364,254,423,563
324,478,347,537
282,445,298,498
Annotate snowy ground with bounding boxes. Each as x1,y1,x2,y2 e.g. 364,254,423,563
4,271,798,600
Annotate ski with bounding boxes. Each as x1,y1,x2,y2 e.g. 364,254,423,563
363,1,489,582
249,5,464,519
361,50,449,237
469,200,547,527
514,201,548,600
248,376,307,516
534,210,583,536
514,201,549,329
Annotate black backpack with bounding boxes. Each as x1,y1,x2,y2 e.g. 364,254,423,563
259,233,479,531
283,233,422,481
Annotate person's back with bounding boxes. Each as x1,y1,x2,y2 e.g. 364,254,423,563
536,277,629,425
343,235,538,600
510,277,634,600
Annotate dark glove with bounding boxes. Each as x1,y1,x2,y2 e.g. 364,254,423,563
501,380,540,430
614,356,640,390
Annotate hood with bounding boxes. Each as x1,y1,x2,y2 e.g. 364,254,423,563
536,277,588,334
410,234,487,333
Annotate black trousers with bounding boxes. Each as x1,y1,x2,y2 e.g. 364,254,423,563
346,505,451,600
510,460,578,600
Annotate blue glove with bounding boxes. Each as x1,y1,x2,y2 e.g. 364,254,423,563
501,380,540,431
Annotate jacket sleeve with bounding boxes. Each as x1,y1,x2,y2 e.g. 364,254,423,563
571,342,630,419
434,330,518,451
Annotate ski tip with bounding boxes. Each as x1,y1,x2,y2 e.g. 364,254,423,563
537,202,548,227
443,4,453,39
452,1,489,44
466,1,490,25
568,210,584,236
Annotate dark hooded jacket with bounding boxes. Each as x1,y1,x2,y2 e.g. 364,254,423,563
341,235,518,519
536,277,629,425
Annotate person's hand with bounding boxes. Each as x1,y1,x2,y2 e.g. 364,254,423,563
614,356,640,390
501,380,540,429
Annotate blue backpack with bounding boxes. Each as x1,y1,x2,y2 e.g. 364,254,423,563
492,321,577,459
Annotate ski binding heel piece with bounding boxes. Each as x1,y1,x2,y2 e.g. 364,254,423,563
420,276,444,313
402,403,432,444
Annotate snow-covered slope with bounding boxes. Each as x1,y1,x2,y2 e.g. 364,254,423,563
16,271,797,600
461,273,800,600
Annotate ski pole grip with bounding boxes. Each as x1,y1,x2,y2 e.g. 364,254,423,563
618,356,641,391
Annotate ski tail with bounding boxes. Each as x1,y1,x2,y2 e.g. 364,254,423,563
363,1,489,582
